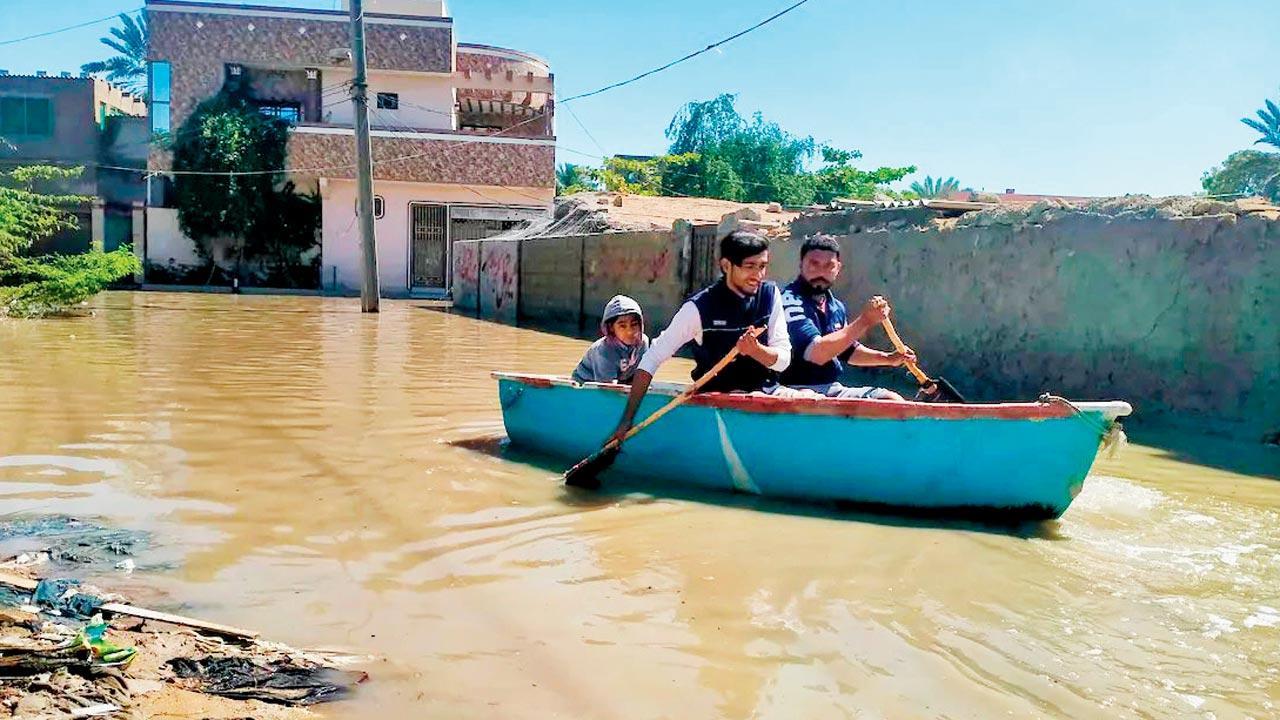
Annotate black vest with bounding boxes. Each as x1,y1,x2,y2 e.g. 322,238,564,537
689,279,778,393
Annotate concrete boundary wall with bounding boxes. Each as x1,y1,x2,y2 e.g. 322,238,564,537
790,208,1278,440
453,226,692,333
453,206,1276,439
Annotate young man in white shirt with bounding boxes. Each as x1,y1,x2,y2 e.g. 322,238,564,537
606,230,791,446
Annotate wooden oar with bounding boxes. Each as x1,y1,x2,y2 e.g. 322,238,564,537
881,318,966,403
564,327,763,489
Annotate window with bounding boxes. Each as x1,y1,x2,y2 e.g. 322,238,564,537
376,92,398,110
0,96,53,137
149,61,171,134
354,195,385,219
254,103,301,123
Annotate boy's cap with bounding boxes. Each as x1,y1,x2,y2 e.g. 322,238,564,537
602,295,643,325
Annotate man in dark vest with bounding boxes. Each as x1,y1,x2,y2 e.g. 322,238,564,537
606,230,791,445
779,234,915,400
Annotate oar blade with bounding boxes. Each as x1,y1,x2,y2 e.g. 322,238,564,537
914,376,966,404
563,444,620,489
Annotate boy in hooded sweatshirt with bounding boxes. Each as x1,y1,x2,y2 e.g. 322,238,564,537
572,295,651,385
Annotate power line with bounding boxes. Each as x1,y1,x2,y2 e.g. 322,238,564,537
0,7,144,48
562,103,608,157
558,0,813,104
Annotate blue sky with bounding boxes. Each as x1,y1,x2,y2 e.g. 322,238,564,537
2,0,1278,196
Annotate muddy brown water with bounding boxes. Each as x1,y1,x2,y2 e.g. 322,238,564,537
1,292,1277,719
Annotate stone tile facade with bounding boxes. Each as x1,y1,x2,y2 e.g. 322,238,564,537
146,1,553,191
148,0,451,130
286,130,553,188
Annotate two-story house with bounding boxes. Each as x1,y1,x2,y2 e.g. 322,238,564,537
0,72,147,254
144,0,555,297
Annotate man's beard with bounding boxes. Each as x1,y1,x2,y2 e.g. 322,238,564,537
803,276,834,293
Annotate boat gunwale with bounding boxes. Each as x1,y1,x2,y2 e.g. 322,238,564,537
492,373,1133,422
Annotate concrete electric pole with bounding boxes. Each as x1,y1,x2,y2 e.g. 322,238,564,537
349,0,380,312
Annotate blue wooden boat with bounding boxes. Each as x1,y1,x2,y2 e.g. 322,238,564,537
493,373,1132,519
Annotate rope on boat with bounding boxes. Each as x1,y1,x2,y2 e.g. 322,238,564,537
1037,393,1128,459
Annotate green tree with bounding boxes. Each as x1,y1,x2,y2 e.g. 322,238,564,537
591,153,700,195
0,165,139,316
80,13,149,95
909,175,961,198
170,92,318,285
658,94,913,205
1200,149,1280,201
1241,93,1280,150
556,163,596,195
0,165,87,261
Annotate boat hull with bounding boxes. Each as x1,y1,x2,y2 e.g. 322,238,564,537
495,374,1131,519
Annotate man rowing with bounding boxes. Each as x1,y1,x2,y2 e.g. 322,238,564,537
779,234,915,400
606,230,791,445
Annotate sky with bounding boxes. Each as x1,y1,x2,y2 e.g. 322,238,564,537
2,0,1278,196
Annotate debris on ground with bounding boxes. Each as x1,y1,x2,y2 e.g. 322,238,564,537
168,655,366,706
0,516,151,572
0,517,371,719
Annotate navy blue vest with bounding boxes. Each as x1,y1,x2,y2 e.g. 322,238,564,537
689,279,778,393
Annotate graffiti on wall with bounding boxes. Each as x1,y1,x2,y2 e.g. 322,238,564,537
455,243,479,287
594,243,673,285
481,243,518,311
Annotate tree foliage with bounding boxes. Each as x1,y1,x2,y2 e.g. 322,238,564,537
556,163,596,195
909,175,961,198
1241,93,1280,151
0,248,140,317
1200,149,1280,201
80,13,149,95
0,166,90,261
170,92,319,285
587,94,915,205
590,153,701,195
0,165,139,316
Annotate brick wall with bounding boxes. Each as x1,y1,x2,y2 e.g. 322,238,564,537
286,130,554,187
149,3,452,130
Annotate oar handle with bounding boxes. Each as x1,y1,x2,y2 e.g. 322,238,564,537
880,318,933,386
615,326,762,444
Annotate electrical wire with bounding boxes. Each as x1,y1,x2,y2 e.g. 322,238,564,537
0,7,144,47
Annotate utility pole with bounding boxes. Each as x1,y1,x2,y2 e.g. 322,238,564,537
349,0,379,312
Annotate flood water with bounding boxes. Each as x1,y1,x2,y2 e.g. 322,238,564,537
1,292,1277,719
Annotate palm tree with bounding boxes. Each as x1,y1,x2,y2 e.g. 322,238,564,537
556,163,596,195
909,175,961,198
80,13,148,95
1241,95,1280,151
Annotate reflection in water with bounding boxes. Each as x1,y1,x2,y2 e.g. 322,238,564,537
1,292,1277,718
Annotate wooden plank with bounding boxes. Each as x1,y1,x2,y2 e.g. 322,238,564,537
98,603,259,640
0,571,38,591
0,571,258,640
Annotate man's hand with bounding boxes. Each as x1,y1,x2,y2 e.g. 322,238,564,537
887,346,917,367
737,327,762,361
858,295,892,327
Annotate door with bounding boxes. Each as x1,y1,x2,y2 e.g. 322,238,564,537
409,203,449,289
689,223,719,297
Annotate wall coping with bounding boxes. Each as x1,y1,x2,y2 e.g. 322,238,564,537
147,0,453,28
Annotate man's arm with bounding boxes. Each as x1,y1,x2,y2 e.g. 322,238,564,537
802,295,892,366
802,317,873,366
848,343,915,367
609,302,700,444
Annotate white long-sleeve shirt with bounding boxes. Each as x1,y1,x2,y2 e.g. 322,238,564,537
637,284,792,377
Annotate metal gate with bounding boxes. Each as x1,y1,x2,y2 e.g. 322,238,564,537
688,223,720,296
410,203,449,289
